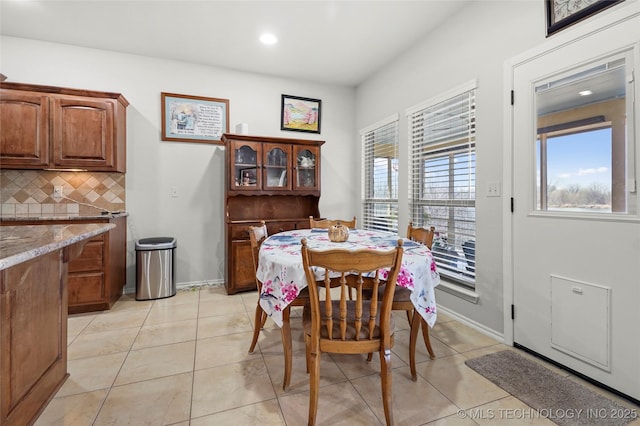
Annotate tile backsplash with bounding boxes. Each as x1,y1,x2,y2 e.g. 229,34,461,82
1,170,125,216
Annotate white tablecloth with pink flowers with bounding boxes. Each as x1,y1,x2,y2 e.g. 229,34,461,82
256,228,440,328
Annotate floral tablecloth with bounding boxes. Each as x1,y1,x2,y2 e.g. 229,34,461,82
256,228,440,328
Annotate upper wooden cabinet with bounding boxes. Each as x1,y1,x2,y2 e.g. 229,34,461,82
0,82,128,172
225,134,321,196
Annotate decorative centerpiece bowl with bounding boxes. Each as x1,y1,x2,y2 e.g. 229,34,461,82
328,222,349,242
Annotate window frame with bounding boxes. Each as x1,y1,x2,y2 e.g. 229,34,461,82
407,80,477,288
361,114,399,233
531,50,637,220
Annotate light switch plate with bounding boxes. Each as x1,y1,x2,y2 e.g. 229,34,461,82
487,181,501,197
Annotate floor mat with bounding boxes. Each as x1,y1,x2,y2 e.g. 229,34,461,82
465,350,638,426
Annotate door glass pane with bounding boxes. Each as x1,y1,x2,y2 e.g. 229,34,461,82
235,145,257,187
266,147,287,187
538,128,613,212
535,55,631,214
296,149,315,187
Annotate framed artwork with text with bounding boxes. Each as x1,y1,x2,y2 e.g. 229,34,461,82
161,92,229,144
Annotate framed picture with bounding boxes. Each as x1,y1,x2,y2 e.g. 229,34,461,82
161,92,229,144
281,94,321,134
545,0,624,36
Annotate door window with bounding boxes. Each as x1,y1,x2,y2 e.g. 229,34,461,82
534,53,635,216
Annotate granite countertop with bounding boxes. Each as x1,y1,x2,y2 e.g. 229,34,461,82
0,211,129,221
0,223,115,270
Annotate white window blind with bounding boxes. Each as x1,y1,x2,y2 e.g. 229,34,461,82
361,115,399,233
408,82,476,287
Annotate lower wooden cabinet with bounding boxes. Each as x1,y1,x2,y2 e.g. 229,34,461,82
0,250,68,426
1,215,127,313
225,218,310,294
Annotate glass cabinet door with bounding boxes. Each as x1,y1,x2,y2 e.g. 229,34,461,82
263,144,291,190
293,146,319,191
232,142,260,190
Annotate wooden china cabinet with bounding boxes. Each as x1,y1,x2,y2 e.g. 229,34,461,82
223,133,324,294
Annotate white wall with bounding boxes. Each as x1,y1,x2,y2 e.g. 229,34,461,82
4,0,631,337
355,1,545,334
0,36,358,291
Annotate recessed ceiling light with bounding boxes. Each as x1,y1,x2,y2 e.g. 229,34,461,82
260,33,278,45
579,90,593,96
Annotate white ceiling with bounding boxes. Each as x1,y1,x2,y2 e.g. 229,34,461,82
0,0,472,87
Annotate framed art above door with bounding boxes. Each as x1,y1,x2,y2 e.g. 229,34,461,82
545,0,625,36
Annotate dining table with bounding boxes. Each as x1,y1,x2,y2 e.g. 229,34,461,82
256,227,440,328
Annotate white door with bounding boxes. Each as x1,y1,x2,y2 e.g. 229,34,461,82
511,17,640,401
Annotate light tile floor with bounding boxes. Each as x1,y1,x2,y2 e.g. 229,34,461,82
34,286,639,425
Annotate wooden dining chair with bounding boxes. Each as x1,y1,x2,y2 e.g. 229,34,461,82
247,221,309,390
309,215,358,299
248,221,269,354
301,238,404,426
374,222,436,381
308,215,357,229
405,222,436,362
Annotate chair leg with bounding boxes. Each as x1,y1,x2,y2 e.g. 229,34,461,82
248,303,264,353
409,311,421,381
420,317,436,359
304,333,311,374
379,348,395,426
281,307,293,391
308,347,321,426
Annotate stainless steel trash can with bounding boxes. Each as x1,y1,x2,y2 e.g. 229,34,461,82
136,237,176,300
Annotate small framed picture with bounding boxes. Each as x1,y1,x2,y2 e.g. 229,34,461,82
161,92,229,144
545,0,624,36
281,94,321,134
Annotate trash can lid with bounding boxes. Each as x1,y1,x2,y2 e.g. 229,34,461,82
136,237,176,250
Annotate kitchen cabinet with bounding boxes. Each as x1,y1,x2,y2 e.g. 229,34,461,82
1,215,127,313
0,82,128,172
0,223,113,426
223,133,324,294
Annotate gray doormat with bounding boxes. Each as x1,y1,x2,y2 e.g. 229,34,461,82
465,350,638,426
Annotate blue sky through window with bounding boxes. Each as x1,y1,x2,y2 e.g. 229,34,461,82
546,128,612,190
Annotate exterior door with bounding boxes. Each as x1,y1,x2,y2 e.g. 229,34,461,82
510,18,640,401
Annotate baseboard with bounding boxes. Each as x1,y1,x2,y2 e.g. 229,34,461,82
123,279,224,295
437,304,504,344
176,280,225,290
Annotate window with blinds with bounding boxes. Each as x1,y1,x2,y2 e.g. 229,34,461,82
408,81,476,287
361,115,399,233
